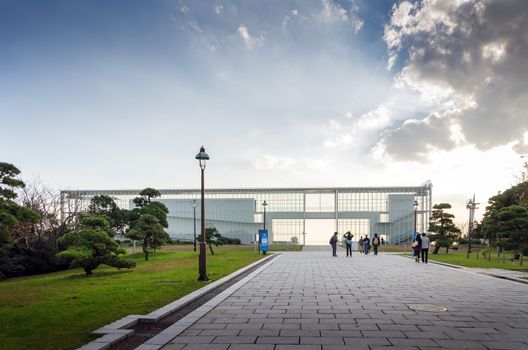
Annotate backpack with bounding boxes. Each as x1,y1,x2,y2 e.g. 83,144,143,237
373,237,379,245
346,239,352,245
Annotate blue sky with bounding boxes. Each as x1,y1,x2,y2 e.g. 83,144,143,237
2,0,527,222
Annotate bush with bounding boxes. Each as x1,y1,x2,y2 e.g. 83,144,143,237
219,237,241,245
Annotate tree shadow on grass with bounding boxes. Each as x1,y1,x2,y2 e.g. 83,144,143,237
66,269,133,280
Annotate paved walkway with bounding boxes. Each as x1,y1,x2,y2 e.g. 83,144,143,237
161,248,528,350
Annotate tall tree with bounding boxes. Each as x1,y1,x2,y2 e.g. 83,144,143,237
495,205,528,257
482,181,528,242
88,195,128,237
0,163,40,278
198,227,224,255
57,215,135,275
126,188,170,260
126,214,169,260
428,203,461,254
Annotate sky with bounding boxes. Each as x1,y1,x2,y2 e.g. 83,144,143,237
1,0,527,225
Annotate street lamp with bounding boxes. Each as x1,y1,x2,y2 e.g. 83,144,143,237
466,195,479,258
262,200,268,231
413,200,419,236
195,146,210,281
191,199,198,252
261,200,268,255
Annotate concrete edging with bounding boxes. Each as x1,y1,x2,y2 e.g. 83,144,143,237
400,254,528,285
77,253,278,350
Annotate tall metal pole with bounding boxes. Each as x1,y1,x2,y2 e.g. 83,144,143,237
198,167,208,281
193,201,197,252
263,205,266,231
466,194,478,259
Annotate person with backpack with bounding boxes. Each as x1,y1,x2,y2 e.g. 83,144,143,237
421,232,430,263
329,232,338,257
363,235,371,255
358,236,364,253
372,233,380,255
412,232,422,262
343,231,353,257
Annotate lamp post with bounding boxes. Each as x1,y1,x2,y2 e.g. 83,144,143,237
466,195,479,259
195,146,210,281
413,200,419,236
262,200,268,231
191,199,198,252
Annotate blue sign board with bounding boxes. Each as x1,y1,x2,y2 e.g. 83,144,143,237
259,229,268,253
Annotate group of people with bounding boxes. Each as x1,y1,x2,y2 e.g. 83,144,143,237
412,231,430,263
329,231,431,263
329,232,382,257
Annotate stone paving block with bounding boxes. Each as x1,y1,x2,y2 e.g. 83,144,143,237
388,337,438,347
480,341,528,349
228,345,274,350
433,339,489,349
300,336,345,345
180,345,228,350
239,329,279,336
361,330,406,338
170,336,214,344
211,335,257,343
322,346,369,350
256,336,299,344
343,337,391,346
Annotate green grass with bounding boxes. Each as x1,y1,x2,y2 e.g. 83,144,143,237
419,250,528,270
0,245,262,350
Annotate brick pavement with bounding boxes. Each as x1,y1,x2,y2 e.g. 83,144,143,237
161,248,528,350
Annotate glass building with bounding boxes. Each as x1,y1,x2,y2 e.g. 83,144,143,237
61,181,432,245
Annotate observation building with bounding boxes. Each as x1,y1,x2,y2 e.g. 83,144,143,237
61,182,432,245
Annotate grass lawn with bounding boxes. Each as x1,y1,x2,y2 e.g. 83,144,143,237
421,250,528,270
0,245,263,350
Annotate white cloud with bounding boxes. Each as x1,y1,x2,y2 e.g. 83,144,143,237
237,24,265,49
319,0,363,32
213,4,223,15
253,155,296,171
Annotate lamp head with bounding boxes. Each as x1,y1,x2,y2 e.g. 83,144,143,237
195,146,210,169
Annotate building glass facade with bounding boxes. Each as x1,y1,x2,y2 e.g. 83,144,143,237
61,182,432,245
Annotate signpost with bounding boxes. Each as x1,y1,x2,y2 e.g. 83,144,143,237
259,229,268,255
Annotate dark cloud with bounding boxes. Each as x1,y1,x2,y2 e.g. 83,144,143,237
380,0,528,160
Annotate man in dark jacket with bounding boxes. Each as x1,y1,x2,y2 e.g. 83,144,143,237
329,232,338,257
372,233,381,255
343,231,353,257
363,235,371,255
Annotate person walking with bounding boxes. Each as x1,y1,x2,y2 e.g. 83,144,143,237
372,233,380,255
343,231,353,257
358,236,364,254
421,232,430,263
363,235,371,255
329,232,338,257
412,232,422,262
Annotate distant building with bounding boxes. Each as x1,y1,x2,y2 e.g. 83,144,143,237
61,182,432,245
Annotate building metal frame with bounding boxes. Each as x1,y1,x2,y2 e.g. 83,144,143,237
61,181,432,245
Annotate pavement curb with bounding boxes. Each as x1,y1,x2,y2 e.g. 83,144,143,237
76,253,278,350
400,254,528,285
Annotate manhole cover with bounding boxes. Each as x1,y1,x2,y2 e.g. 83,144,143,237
408,304,447,312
